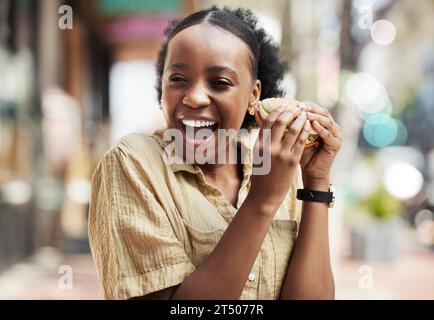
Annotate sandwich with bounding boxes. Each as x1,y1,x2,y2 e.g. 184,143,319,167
254,97,319,147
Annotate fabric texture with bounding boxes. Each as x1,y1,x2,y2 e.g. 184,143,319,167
88,128,303,300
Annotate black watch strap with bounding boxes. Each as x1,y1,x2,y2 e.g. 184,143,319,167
296,188,333,203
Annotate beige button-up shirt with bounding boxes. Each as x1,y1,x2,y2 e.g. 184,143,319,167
88,128,303,300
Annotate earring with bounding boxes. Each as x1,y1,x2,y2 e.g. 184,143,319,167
248,106,255,115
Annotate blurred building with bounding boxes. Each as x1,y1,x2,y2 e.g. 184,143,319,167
0,0,195,273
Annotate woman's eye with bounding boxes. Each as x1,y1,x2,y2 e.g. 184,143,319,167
212,78,232,87
169,76,187,83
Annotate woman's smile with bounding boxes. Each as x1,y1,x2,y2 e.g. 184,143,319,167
177,116,220,149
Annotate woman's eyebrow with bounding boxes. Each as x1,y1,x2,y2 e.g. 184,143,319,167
166,64,239,79
206,66,239,79
166,63,189,72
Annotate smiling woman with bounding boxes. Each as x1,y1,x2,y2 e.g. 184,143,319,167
88,6,341,300
161,22,260,163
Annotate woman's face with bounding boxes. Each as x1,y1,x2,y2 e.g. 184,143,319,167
161,23,261,160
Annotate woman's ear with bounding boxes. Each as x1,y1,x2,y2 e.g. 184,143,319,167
249,79,261,110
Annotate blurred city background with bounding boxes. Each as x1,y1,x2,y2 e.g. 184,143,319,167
0,0,433,299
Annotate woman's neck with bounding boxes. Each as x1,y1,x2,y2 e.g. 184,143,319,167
199,144,243,184
200,162,240,181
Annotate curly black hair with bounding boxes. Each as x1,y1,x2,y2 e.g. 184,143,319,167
155,6,288,129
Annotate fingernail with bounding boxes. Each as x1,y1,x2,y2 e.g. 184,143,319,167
299,102,308,108
301,112,307,118
305,121,311,130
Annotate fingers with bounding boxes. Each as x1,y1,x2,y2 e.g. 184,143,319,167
306,112,341,138
299,100,342,139
257,104,287,142
271,107,302,143
280,111,307,149
299,101,330,118
284,120,311,155
311,120,341,152
261,104,289,128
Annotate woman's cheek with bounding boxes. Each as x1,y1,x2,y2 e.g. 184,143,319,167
163,87,182,106
161,90,175,109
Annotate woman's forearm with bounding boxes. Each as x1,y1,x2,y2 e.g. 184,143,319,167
279,180,335,300
170,195,276,300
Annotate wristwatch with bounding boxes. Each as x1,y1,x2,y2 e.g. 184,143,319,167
296,184,335,208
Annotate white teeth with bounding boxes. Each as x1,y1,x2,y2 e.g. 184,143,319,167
182,120,216,127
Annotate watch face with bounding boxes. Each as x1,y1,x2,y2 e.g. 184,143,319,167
328,184,335,208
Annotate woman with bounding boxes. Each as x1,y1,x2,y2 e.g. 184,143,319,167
88,7,342,300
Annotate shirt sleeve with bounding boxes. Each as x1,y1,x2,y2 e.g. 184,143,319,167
88,146,195,300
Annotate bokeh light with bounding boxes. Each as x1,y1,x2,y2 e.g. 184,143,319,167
359,92,390,115
66,179,91,205
383,162,424,200
363,114,393,147
363,113,408,148
345,72,386,107
392,120,408,146
416,219,434,246
370,19,397,45
415,209,434,228
1,180,32,205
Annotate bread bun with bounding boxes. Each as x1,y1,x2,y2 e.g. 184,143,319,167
255,97,319,147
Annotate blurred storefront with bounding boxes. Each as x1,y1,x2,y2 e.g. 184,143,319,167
0,0,38,273
0,0,195,273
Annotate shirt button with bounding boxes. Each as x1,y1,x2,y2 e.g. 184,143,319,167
248,273,256,282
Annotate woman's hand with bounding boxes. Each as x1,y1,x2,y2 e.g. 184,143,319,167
249,104,310,215
298,102,342,187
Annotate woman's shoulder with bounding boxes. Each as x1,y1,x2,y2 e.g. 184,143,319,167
115,132,163,157
95,131,167,174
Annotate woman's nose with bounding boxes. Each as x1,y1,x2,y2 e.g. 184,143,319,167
182,83,211,108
